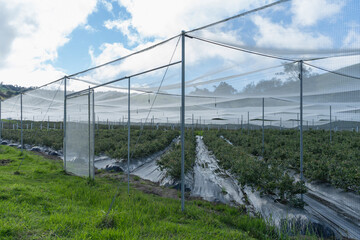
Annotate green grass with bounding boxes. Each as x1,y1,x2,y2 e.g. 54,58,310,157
0,145,282,240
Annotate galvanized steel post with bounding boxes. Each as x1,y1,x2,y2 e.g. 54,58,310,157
21,93,23,153
181,30,186,212
0,100,2,140
92,89,95,180
128,77,131,195
262,97,264,157
247,111,250,134
88,87,91,179
63,77,67,171
330,105,332,143
299,60,304,201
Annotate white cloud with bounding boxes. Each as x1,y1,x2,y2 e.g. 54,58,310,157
252,15,333,50
104,19,139,45
115,0,272,39
291,0,344,26
0,0,97,86
101,0,113,12
84,24,97,33
343,29,360,48
0,4,17,67
87,39,181,82
89,0,276,83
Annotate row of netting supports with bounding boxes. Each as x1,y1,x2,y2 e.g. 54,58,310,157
0,1,359,238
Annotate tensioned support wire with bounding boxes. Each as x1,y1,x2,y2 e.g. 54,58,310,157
66,61,181,98
5,0,289,100
186,0,290,34
67,60,300,108
186,34,360,63
303,62,360,80
66,0,289,79
68,36,181,78
186,35,295,62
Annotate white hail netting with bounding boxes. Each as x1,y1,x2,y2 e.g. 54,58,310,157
69,36,183,126
0,1,357,129
60,0,359,129
22,80,64,127
1,80,64,132
65,90,95,178
180,0,360,128
1,1,355,129
2,94,21,129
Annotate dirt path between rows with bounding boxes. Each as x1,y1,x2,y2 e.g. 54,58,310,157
24,150,183,201
96,171,185,200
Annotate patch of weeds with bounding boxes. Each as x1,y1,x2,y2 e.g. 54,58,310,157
237,204,247,214
221,187,227,195
96,169,105,174
0,194,10,200
0,159,12,166
133,175,140,181
97,214,117,229
87,178,96,186
48,164,57,171
17,151,26,157
34,169,46,174
13,171,21,175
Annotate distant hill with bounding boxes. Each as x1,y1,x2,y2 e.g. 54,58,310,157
0,84,33,100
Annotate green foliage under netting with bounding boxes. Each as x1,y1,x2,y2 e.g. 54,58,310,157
96,128,178,159
157,131,196,181
0,145,289,240
2,125,358,195
203,130,306,207
2,129,63,150
1,127,179,160
219,129,360,194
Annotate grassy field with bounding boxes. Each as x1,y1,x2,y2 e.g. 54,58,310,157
0,145,282,240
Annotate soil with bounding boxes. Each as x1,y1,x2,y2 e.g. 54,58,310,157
0,159,12,166
96,171,192,200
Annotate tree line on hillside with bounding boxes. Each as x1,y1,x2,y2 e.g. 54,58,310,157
190,64,316,96
0,83,33,100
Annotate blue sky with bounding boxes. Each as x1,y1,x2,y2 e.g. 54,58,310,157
0,0,358,88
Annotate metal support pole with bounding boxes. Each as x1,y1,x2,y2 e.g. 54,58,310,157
88,87,91,178
21,93,23,153
181,30,186,212
192,114,194,130
262,98,264,157
241,115,243,133
0,100,2,140
127,77,131,195
299,60,304,201
247,111,250,134
330,105,332,143
297,113,299,130
63,77,67,171
92,89,95,180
